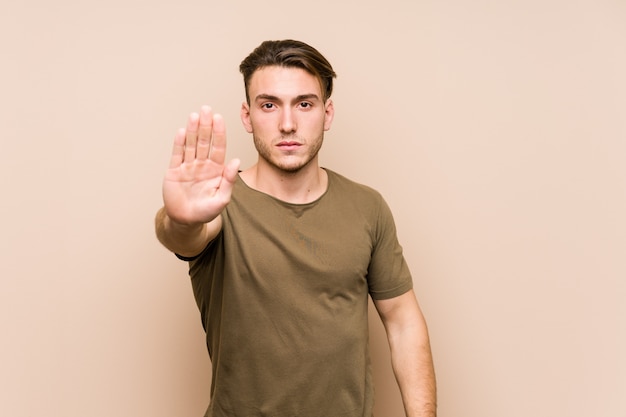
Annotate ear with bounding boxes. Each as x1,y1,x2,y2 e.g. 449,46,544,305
240,102,253,133
323,99,335,131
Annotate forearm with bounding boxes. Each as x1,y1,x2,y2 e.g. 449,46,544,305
389,326,437,417
154,206,221,257
377,291,437,417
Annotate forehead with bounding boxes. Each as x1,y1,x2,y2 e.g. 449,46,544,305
248,66,323,99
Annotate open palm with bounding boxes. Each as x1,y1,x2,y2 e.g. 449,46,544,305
163,106,240,226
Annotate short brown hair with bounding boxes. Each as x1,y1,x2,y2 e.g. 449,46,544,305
239,39,337,104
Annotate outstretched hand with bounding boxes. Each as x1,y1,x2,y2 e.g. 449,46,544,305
163,105,240,226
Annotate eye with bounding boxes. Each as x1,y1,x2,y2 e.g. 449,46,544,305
298,102,312,109
261,103,275,110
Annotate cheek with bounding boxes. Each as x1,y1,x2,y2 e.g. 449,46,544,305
248,112,275,132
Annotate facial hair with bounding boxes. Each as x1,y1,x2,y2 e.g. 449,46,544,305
252,133,324,174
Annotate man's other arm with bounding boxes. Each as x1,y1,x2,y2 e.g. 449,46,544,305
374,289,437,417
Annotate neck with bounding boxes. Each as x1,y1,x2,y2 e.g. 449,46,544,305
240,160,328,204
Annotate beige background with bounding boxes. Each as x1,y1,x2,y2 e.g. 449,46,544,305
1,0,624,416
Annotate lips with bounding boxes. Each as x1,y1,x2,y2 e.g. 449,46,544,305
276,141,302,151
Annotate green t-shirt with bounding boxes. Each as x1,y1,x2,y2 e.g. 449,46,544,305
184,169,413,417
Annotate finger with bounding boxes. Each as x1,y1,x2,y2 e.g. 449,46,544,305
209,113,227,166
169,128,186,168
216,158,241,202
223,158,241,183
196,105,213,160
184,112,200,162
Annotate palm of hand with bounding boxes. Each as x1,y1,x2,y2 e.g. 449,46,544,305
162,106,239,225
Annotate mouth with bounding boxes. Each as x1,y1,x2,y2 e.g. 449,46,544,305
276,141,302,151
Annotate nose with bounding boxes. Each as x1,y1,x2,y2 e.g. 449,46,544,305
279,108,296,134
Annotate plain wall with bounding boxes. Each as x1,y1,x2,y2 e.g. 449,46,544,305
1,1,624,416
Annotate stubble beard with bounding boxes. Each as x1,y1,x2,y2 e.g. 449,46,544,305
253,133,324,174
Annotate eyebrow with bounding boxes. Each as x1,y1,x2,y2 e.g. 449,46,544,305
254,93,321,103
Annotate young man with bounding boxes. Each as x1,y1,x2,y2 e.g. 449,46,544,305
155,39,436,417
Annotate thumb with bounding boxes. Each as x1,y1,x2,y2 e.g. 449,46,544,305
215,158,241,203
223,158,241,184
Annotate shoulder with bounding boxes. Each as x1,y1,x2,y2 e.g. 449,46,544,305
325,169,384,201
230,174,263,204
325,169,399,227
323,169,394,227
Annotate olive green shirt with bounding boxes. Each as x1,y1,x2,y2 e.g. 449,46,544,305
184,169,413,417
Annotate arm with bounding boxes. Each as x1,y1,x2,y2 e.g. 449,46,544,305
155,105,240,257
374,289,437,417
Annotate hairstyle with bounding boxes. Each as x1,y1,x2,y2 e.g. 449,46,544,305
239,39,337,104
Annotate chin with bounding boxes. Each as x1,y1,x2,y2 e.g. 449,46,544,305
276,164,306,174
273,158,313,174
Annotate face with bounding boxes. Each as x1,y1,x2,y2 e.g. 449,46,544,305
241,66,334,174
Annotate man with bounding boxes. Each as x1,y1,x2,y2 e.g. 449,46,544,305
155,39,436,417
